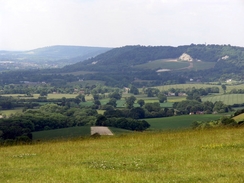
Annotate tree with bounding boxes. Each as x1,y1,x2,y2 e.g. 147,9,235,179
137,99,145,107
92,94,99,101
125,96,136,109
130,85,139,95
158,93,167,103
40,90,48,97
109,92,121,100
74,94,86,104
129,107,145,119
95,115,107,126
221,84,227,94
107,98,117,107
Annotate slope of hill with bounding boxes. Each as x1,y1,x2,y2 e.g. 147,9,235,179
0,45,111,69
1,44,244,87
63,44,244,72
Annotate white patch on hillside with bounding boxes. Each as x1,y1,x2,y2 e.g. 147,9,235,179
221,55,229,60
179,53,193,62
26,51,35,54
156,69,171,72
92,61,98,64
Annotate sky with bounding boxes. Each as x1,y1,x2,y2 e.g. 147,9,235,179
0,0,244,50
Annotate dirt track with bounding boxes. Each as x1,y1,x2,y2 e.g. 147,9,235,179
91,127,113,135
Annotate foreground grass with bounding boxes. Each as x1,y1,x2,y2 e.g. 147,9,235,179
1,127,244,182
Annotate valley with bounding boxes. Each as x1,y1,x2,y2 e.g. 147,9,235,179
1,43,244,182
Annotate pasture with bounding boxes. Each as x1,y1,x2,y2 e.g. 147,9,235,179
1,127,244,182
233,113,244,122
202,94,244,105
32,126,91,140
135,59,189,70
1,93,78,99
31,113,225,141
156,83,222,91
32,126,132,141
0,108,23,117
190,61,215,70
147,114,224,130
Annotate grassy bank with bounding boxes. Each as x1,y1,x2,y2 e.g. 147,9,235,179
1,127,244,182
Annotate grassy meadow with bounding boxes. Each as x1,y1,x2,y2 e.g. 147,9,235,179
1,127,244,182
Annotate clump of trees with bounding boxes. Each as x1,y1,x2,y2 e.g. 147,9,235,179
0,104,98,144
174,100,231,114
95,115,150,131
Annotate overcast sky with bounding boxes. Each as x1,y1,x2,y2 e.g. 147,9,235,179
0,0,244,50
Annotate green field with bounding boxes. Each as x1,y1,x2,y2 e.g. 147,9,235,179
233,113,244,122
202,94,244,105
31,114,225,141
156,83,222,91
32,126,91,140
0,108,23,117
32,126,133,141
156,83,244,93
1,93,78,99
135,59,189,70
1,127,244,182
146,114,224,130
191,61,216,70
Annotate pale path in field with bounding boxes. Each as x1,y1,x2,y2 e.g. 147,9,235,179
91,127,113,135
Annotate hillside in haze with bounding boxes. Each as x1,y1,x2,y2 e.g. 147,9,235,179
1,44,244,87
0,45,111,70
63,44,244,72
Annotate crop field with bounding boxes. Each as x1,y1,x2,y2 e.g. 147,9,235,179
202,94,244,105
135,59,189,70
191,61,216,70
146,114,224,130
31,113,225,141
233,113,244,122
32,126,91,141
1,93,78,99
1,127,244,182
32,126,131,141
0,108,23,117
68,80,106,86
156,83,222,91
60,71,96,76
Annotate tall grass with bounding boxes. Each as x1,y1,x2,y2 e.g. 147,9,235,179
1,127,244,182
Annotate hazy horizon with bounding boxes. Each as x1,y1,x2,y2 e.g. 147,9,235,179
1,0,244,50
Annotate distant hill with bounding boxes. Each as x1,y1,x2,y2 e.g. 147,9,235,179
63,44,244,72
1,44,244,87
0,45,112,69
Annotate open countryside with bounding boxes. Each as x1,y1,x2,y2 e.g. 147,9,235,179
1,44,244,182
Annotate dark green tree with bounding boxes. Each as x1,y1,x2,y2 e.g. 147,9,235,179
158,93,167,103
221,84,227,94
125,96,136,109
130,85,139,95
137,99,145,107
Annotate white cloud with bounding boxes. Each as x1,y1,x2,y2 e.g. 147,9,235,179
0,0,244,50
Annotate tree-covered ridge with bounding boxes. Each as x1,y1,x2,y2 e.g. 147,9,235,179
63,44,244,72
